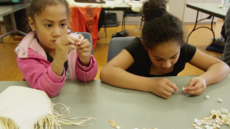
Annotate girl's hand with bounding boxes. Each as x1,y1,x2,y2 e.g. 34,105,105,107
183,77,206,96
76,34,92,66
149,78,178,99
52,34,77,76
54,34,77,65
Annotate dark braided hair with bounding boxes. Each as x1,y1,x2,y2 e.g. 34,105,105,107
141,0,185,49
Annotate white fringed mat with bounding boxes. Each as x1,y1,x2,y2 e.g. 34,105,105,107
0,86,95,129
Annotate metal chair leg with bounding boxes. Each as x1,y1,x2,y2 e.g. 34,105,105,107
122,15,127,31
122,16,125,31
123,16,126,31
104,15,107,38
140,20,143,30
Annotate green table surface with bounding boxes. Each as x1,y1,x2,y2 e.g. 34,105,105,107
0,75,230,129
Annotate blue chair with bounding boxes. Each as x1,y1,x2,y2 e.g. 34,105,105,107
107,37,135,62
76,32,93,55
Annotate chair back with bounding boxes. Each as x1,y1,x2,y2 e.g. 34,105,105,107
107,37,135,62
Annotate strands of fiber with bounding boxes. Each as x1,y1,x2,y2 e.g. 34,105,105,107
33,103,96,129
80,34,92,96
0,103,95,129
0,117,19,129
84,72,92,96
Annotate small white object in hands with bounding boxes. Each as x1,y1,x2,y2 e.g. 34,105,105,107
205,95,210,99
217,99,222,102
182,87,185,91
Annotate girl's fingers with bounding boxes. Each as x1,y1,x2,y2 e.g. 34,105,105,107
184,78,198,92
77,46,91,53
78,34,84,41
161,92,171,99
82,47,91,52
67,34,84,45
67,44,76,50
80,52,91,57
67,34,78,43
75,35,85,45
67,37,76,45
185,80,206,95
77,50,90,57
77,47,84,53
77,39,91,47
187,80,195,88
186,82,200,91
186,85,204,95
164,86,174,93
166,80,178,91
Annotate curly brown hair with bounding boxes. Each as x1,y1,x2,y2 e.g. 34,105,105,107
141,0,185,49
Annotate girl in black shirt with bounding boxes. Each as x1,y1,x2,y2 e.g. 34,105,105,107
100,0,229,99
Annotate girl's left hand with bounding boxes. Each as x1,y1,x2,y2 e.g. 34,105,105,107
76,35,92,66
183,77,206,96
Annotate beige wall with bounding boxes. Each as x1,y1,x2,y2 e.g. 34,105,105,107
107,0,188,25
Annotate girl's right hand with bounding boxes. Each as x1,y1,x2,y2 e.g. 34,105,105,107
54,34,77,65
148,78,178,99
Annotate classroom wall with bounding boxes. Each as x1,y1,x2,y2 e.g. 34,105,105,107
168,0,186,21
107,0,184,25
108,0,221,25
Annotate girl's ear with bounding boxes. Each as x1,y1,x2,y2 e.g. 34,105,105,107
28,17,36,31
141,39,148,51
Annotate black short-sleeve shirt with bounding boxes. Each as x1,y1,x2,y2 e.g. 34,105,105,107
124,37,196,77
